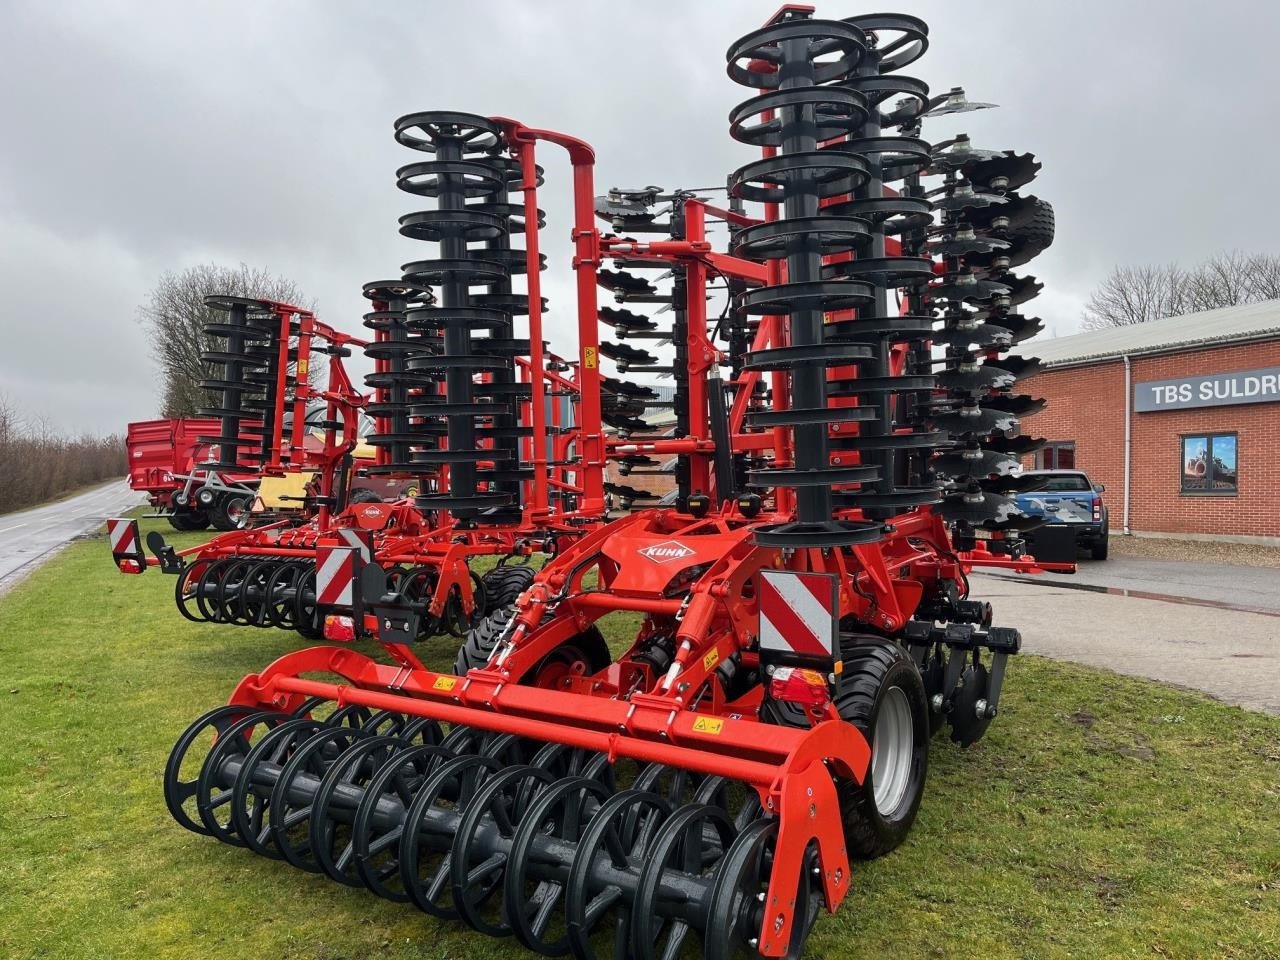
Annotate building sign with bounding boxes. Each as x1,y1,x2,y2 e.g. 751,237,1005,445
1134,366,1280,412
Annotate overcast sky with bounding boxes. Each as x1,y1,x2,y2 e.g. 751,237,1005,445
3,0,1278,434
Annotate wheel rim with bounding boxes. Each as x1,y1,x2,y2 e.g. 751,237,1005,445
226,496,249,527
871,686,914,818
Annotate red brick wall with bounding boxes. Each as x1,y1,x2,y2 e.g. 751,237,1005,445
605,460,676,498
1019,339,1280,539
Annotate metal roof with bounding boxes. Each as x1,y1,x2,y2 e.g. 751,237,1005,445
1025,299,1280,368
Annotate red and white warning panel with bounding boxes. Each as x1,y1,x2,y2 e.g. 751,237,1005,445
336,526,373,562
758,569,838,664
315,544,360,608
107,517,146,573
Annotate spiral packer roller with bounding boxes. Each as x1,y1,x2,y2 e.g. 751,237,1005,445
198,295,274,472
725,13,948,546
362,279,438,479
366,112,530,519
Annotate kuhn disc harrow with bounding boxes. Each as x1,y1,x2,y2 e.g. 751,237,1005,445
145,5,1068,958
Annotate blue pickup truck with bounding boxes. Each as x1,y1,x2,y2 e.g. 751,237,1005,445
1014,469,1109,560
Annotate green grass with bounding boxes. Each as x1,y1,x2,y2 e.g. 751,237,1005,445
0,516,1277,959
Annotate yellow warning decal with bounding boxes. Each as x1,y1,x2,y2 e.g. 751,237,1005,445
298,358,309,378
692,716,724,735
583,346,598,369
702,650,719,672
432,676,458,691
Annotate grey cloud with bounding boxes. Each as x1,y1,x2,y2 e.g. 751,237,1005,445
1,0,1276,432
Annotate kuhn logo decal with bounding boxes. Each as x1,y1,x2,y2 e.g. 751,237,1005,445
639,540,695,563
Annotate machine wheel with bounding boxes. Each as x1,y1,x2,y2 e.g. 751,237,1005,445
1011,196,1054,254
479,563,535,612
453,603,610,682
454,603,517,675
210,494,251,531
167,508,211,532
1091,528,1109,561
348,487,382,505
835,639,930,859
528,629,611,690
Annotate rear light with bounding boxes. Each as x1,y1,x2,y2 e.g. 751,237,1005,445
1092,502,1101,521
767,667,832,708
118,559,143,575
323,615,357,642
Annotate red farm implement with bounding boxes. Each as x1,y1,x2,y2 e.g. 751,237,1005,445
136,6,1070,958
112,123,619,640
125,417,260,531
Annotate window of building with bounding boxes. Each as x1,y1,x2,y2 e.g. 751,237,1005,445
1035,441,1076,470
1181,433,1238,494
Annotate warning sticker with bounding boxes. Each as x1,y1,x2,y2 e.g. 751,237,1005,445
432,676,458,691
583,346,597,369
692,716,724,735
702,649,719,672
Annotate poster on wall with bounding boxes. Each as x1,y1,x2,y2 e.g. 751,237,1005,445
1181,434,1237,492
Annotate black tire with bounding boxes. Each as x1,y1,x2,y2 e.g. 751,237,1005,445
348,487,382,505
1007,197,1054,264
480,564,535,612
167,509,210,532
453,603,610,682
455,604,517,675
209,494,251,532
834,640,930,858
1091,529,1109,561
764,638,929,860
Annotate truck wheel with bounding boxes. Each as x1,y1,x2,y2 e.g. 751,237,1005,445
210,494,251,531
1091,531,1109,561
167,509,210,532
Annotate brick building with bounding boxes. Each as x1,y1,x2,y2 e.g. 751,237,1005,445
1020,301,1280,544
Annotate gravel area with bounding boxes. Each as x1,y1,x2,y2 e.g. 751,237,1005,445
1110,534,1280,568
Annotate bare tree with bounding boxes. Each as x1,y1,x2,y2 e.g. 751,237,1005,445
1081,263,1186,330
1246,251,1280,301
1183,250,1252,313
138,263,314,417
1082,250,1280,331
0,392,126,515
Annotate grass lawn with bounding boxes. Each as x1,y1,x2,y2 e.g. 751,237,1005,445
1,516,1277,960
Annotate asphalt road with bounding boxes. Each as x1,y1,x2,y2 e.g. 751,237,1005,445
0,479,144,595
995,555,1280,615
971,567,1280,715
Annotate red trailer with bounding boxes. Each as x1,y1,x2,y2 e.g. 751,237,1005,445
125,417,259,531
